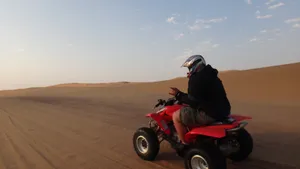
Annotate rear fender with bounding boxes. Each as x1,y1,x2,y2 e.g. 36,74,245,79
146,113,171,135
230,114,252,122
184,121,243,143
184,127,226,143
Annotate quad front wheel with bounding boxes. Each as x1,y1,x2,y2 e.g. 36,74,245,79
132,127,160,161
184,144,227,169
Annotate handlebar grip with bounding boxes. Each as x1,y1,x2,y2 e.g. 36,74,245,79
154,103,160,108
154,99,164,108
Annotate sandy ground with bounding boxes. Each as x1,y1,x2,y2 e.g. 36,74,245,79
0,62,299,169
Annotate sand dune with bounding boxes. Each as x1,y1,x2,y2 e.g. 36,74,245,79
0,62,300,169
48,81,133,88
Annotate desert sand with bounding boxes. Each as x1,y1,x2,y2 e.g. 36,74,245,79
0,62,299,169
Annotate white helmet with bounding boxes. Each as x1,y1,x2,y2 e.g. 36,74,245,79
181,55,206,76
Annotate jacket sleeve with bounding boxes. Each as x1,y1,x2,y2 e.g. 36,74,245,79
175,91,199,108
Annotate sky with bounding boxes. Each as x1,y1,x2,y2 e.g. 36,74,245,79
1,0,300,90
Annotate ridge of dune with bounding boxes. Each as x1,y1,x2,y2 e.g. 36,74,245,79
1,62,300,105
0,62,300,169
138,61,300,84
48,81,134,88
1,61,298,91
160,61,300,105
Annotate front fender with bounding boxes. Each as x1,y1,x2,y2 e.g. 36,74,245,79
145,113,171,135
146,113,153,117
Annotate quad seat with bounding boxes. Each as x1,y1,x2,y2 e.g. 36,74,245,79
187,117,236,129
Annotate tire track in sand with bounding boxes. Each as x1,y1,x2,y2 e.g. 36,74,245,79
0,99,166,169
0,107,61,169
0,108,33,169
0,106,89,169
0,98,299,169
5,108,58,169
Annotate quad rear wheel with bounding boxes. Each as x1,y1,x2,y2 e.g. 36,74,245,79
184,144,227,169
133,127,160,161
228,128,253,161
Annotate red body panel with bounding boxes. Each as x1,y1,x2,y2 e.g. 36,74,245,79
229,114,252,121
146,112,171,135
163,105,183,121
146,104,251,143
185,128,226,141
146,104,183,122
184,121,241,143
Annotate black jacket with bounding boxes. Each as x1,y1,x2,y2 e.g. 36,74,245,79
175,64,231,121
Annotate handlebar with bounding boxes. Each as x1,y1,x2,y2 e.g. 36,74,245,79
154,97,179,108
154,99,166,108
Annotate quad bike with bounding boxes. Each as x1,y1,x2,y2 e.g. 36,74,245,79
132,97,253,169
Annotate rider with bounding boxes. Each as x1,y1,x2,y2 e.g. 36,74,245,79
169,55,231,145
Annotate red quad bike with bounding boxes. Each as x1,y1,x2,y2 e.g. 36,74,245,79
133,97,253,169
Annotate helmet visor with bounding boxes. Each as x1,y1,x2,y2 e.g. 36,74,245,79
181,55,203,68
